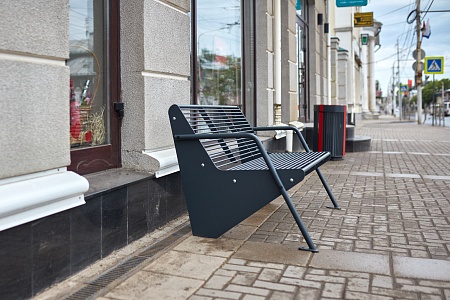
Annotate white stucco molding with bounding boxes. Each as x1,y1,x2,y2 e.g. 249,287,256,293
0,168,88,231
143,147,179,178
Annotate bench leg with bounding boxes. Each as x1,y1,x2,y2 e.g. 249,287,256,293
280,189,319,253
316,168,340,209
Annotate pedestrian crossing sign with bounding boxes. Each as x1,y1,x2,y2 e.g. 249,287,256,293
424,56,444,74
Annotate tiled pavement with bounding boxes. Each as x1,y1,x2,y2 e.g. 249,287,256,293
35,115,450,300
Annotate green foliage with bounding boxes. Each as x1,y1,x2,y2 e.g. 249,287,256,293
421,78,450,106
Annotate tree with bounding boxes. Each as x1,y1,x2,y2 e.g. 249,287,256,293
411,78,450,107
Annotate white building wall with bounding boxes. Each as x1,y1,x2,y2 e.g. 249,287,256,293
120,0,191,173
0,0,88,230
309,0,328,117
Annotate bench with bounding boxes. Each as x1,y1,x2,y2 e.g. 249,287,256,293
168,104,340,252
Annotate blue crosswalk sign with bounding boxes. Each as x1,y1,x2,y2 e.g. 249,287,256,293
424,57,444,74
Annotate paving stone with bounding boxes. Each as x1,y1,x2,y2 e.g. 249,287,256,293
304,274,346,284
232,241,310,266
348,277,370,292
309,249,390,275
195,288,242,299
393,256,450,280
253,280,296,292
283,266,306,278
372,275,393,289
173,236,244,258
104,272,202,300
345,291,393,300
223,263,261,273
242,295,266,300
231,273,258,286
226,284,270,296
294,287,320,299
247,261,285,270
143,250,226,280
258,268,283,281
279,277,321,289
321,282,345,298
204,275,232,290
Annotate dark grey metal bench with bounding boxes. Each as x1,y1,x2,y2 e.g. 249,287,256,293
168,104,339,252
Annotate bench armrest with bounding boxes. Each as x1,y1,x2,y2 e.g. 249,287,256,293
253,126,311,152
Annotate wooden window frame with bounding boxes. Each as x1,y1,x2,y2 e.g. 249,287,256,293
68,0,121,175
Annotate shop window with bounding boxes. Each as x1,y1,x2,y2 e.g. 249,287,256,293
193,0,255,124
68,0,121,175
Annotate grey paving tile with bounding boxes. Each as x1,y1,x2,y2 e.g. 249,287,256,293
393,256,450,281
309,249,390,275
232,241,310,266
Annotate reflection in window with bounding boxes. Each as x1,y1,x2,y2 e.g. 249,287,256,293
196,0,241,106
68,0,109,148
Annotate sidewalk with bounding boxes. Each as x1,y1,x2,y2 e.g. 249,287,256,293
35,115,450,300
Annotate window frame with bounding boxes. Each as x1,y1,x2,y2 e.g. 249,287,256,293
191,0,256,125
68,0,121,175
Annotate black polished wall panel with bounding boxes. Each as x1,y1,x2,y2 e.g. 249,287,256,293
148,178,168,231
70,195,102,274
31,210,71,296
0,172,187,299
164,172,186,221
0,223,32,300
127,180,149,243
101,187,128,257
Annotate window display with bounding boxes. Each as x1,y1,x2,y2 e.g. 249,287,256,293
68,0,109,148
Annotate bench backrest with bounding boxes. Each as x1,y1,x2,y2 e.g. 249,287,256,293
170,105,262,170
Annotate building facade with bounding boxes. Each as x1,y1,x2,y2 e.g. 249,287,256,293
0,0,354,297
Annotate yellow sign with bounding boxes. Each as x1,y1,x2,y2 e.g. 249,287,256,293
354,12,373,27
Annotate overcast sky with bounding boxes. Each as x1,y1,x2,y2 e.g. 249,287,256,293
363,0,450,95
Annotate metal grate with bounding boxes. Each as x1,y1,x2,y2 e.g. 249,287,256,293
63,224,191,300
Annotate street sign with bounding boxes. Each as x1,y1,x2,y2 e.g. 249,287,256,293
412,61,424,72
400,85,408,92
354,12,373,27
412,49,425,60
337,0,368,7
424,56,444,74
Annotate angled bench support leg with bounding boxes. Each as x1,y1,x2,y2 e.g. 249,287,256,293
316,168,340,209
252,137,319,252
280,189,319,253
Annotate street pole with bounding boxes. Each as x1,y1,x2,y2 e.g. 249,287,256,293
397,38,401,119
416,0,423,124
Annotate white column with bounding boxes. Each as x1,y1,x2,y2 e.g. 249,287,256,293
368,35,377,113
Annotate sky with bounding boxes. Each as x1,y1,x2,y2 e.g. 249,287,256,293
363,0,450,96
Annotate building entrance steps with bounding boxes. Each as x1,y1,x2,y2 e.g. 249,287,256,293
34,114,450,300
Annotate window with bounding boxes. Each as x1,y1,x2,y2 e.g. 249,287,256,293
192,0,255,124
296,0,310,122
68,0,121,175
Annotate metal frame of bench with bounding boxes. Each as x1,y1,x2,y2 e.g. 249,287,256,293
168,104,339,252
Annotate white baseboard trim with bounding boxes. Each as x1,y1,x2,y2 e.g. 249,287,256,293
0,169,89,231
